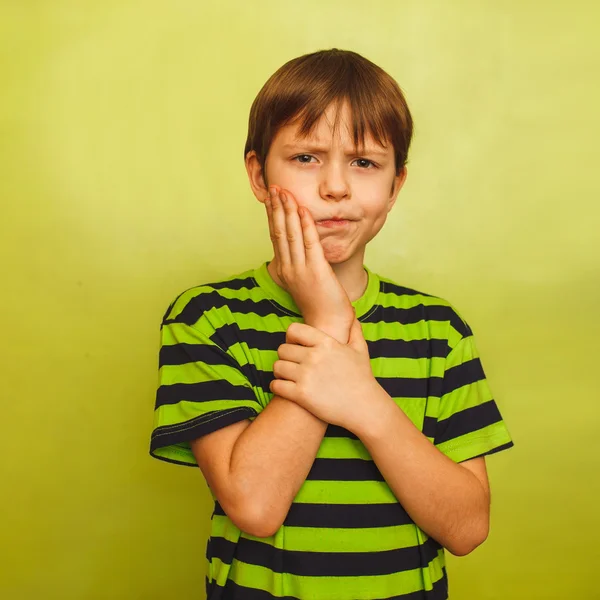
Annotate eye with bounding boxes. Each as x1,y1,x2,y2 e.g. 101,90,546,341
293,154,317,164
353,158,377,169
292,155,378,169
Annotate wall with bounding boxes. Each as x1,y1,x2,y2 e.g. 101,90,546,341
1,1,598,598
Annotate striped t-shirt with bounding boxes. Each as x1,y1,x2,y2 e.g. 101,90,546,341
150,260,514,600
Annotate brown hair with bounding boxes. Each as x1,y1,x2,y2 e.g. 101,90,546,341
244,48,413,188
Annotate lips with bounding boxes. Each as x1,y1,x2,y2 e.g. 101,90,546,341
316,218,352,228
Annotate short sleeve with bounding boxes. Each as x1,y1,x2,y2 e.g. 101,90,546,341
434,331,515,463
149,307,263,467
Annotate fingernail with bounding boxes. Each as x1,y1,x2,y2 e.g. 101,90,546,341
280,192,287,203
269,186,277,198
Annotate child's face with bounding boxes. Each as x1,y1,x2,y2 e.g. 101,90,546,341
254,101,406,264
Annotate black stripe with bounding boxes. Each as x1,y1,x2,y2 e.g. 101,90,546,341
224,324,285,351
361,303,470,339
205,276,257,290
150,406,257,458
210,578,299,600
165,287,469,342
434,400,505,446
381,280,435,298
367,337,449,359
422,416,437,439
155,380,257,408
457,440,515,461
159,338,446,402
306,458,385,481
377,375,443,399
239,324,448,361
211,571,448,600
159,341,240,370
325,424,360,440
213,319,450,361
479,440,514,456
214,501,415,529
208,535,442,578
166,292,297,325
441,356,485,396
324,418,439,442
284,501,414,528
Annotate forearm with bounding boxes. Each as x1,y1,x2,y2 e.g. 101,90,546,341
230,318,351,536
350,384,489,556
229,395,326,536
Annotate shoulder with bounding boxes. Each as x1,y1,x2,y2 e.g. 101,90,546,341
375,271,473,342
161,265,257,328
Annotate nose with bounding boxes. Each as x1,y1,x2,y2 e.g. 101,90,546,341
318,160,350,202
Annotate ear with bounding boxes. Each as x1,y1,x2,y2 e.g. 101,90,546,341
387,166,408,213
245,150,270,203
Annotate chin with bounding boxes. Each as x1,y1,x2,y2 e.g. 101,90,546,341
322,246,352,264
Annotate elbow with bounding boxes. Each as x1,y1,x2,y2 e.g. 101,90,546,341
227,499,284,539
447,522,489,557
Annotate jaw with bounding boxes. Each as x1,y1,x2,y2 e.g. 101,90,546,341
320,237,367,265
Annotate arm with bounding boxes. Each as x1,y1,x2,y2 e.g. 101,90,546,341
191,317,351,538
256,318,492,554
192,184,356,537
350,384,491,556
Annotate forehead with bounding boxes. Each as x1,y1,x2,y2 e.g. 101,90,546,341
275,102,391,154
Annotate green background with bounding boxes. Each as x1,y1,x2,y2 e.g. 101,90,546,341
1,1,598,598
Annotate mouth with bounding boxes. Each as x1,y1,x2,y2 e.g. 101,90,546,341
316,219,353,228
316,219,351,227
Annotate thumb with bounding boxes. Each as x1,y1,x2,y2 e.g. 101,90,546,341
348,315,367,350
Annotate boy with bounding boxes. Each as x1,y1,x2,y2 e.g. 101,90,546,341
150,48,514,599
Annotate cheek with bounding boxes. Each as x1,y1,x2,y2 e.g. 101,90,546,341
362,196,390,221
358,199,391,241
283,188,315,214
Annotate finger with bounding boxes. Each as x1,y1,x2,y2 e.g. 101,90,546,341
349,316,366,347
264,191,280,266
285,322,325,346
277,342,307,363
272,359,300,382
280,189,306,267
269,186,291,268
298,205,327,267
270,377,296,399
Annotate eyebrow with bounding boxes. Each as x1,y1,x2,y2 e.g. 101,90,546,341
282,143,389,157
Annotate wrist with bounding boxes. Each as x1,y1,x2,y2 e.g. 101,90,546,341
345,380,393,438
303,311,354,343
303,318,352,344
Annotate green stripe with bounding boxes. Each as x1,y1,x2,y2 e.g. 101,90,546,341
362,319,450,342
315,437,372,460
151,443,195,465
158,362,249,386
378,289,451,310
166,286,217,320
212,516,428,552
220,556,445,599
440,379,493,413
370,355,444,378
229,310,299,331
436,421,513,462
444,335,478,369
161,321,216,345
155,400,259,428
294,480,398,504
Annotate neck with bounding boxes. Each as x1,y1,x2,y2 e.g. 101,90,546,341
267,250,369,302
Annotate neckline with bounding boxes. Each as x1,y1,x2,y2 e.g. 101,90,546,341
252,260,380,320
